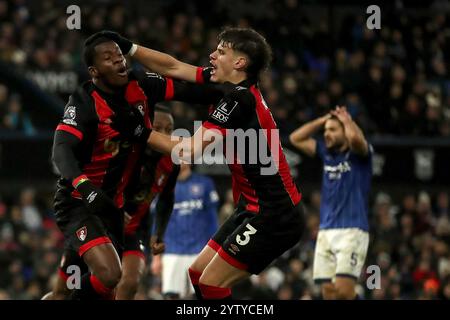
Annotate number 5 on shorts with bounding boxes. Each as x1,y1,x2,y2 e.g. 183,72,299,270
236,223,257,246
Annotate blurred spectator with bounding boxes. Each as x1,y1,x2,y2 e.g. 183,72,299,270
0,92,35,135
19,188,41,231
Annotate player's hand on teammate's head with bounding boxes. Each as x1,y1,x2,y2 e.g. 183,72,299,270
110,107,151,143
91,30,134,55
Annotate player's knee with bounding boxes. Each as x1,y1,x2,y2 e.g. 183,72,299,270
198,271,220,287
189,259,207,275
95,264,122,289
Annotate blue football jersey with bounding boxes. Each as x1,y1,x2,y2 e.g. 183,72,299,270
316,139,373,231
157,173,219,254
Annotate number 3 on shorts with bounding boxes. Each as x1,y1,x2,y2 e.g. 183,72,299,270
236,223,257,246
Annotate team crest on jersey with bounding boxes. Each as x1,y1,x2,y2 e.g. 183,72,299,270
134,103,145,116
191,184,202,196
63,105,77,126
76,226,87,241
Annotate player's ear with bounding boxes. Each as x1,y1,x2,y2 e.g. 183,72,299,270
234,54,248,71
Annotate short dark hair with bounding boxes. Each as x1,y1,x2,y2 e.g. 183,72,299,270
154,104,172,114
218,27,272,80
83,35,114,67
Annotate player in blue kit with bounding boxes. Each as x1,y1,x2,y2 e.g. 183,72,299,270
289,106,372,300
151,163,219,299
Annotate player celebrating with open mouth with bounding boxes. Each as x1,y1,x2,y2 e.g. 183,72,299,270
101,28,306,300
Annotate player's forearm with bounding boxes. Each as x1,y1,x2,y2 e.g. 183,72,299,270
133,45,198,82
52,131,82,181
154,194,174,239
147,131,203,163
290,115,329,143
342,119,367,153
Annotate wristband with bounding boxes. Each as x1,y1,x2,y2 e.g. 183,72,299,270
72,174,89,189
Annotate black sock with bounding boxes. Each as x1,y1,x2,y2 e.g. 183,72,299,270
192,284,203,300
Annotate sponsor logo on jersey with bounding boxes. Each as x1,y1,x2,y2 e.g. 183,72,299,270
174,199,203,215
217,101,238,116
324,161,352,180
211,100,238,123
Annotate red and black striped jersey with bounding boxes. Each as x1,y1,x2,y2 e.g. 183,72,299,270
53,70,176,213
203,80,302,213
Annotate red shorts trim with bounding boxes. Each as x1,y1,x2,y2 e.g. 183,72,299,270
207,239,248,270
207,239,220,252
78,236,112,257
217,247,248,270
123,250,146,260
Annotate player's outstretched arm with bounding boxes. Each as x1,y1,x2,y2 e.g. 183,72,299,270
331,106,368,156
133,45,199,82
147,124,218,162
94,30,200,82
289,114,330,157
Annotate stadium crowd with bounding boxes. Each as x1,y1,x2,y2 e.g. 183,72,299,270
0,0,450,300
1,0,450,137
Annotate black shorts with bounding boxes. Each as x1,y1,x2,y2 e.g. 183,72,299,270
210,203,305,274
55,203,124,258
